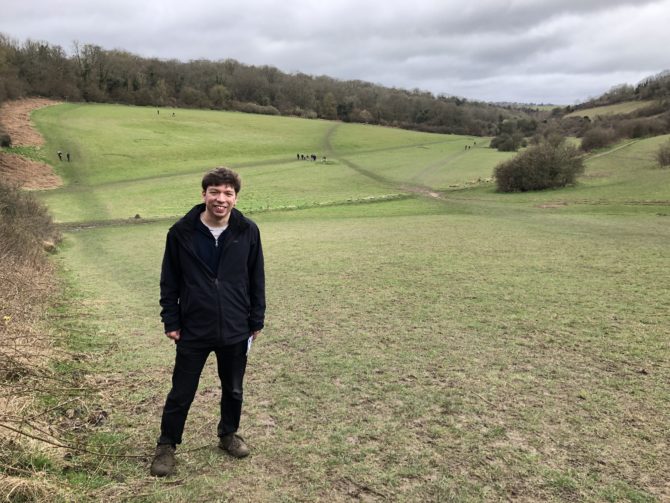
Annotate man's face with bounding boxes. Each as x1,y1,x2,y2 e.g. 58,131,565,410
202,183,238,224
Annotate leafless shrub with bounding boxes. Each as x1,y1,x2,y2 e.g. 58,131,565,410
657,140,670,168
0,182,60,267
494,140,585,192
0,179,68,498
580,126,618,151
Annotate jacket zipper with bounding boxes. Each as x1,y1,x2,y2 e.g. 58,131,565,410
214,278,224,342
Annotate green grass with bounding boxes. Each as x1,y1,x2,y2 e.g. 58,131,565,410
24,103,670,501
531,105,562,111
1,145,47,163
564,101,654,119
53,201,669,502
34,104,335,186
342,140,511,190
454,135,670,217
37,160,402,223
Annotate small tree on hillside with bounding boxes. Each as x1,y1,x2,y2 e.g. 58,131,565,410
494,140,585,192
657,140,670,168
209,84,231,109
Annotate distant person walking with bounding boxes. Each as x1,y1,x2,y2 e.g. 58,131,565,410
57,151,62,161
150,167,266,477
66,152,71,162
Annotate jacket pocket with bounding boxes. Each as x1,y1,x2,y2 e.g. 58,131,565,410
219,281,250,318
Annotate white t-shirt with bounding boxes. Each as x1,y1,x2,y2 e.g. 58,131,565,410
200,214,228,244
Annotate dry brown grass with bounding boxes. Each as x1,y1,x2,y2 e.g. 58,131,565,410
0,152,62,190
0,178,72,501
0,97,63,190
0,259,55,404
0,474,67,502
0,98,61,147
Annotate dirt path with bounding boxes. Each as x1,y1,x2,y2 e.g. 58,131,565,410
0,98,62,189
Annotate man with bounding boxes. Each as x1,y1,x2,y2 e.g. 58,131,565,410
150,167,265,477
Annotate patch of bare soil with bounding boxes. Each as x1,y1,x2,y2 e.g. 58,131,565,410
0,98,61,146
401,185,444,199
536,201,568,209
0,98,63,189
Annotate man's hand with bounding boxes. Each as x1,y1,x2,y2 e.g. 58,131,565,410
166,330,181,342
251,330,261,341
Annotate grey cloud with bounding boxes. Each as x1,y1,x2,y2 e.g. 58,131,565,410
1,0,669,103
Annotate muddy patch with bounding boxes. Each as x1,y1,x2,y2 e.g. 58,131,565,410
536,201,568,209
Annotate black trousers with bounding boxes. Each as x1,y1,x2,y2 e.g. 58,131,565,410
158,338,248,446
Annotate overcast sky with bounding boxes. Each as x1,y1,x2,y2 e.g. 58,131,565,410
2,0,669,104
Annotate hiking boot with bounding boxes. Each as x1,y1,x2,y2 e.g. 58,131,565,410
150,444,176,477
218,433,250,458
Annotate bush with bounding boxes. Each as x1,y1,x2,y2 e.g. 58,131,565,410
179,86,212,108
0,179,71,502
0,180,60,266
490,132,524,152
0,123,10,147
617,117,667,138
580,127,617,151
231,101,280,116
494,141,585,192
657,140,670,168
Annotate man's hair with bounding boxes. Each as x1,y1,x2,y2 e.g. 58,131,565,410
201,167,242,193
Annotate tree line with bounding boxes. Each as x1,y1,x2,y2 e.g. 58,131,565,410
567,70,670,111
0,34,534,136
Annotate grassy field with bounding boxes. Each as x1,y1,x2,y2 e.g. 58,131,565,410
564,101,654,119
23,104,670,501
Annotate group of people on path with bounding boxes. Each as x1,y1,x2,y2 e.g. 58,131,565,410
297,153,327,162
57,150,71,161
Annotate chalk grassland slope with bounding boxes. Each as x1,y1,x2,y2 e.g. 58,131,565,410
330,124,514,190
564,100,654,119
33,104,336,186
32,104,486,223
29,104,670,501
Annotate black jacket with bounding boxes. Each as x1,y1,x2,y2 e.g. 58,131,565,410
160,204,265,346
